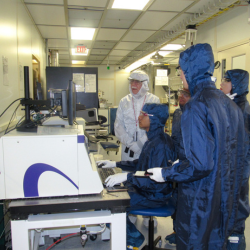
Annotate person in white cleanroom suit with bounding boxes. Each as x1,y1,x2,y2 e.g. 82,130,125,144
115,70,160,161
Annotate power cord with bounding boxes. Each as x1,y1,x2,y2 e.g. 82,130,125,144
0,98,22,118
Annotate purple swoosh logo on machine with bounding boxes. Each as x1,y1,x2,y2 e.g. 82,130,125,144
23,163,79,197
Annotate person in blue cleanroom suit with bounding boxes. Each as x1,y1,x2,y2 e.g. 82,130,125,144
147,43,246,250
97,103,176,249
220,69,250,250
165,87,191,248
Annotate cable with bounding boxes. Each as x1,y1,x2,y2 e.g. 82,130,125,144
4,103,21,135
0,219,10,239
87,223,106,234
0,209,9,226
0,98,22,118
46,233,79,250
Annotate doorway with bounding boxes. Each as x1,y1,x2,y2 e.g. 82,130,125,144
32,55,40,99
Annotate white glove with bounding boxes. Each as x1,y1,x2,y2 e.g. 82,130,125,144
129,134,148,154
96,160,116,168
105,173,128,187
226,93,237,100
147,168,165,183
172,159,179,165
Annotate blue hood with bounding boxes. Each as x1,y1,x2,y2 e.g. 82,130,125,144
224,69,249,96
179,43,214,96
142,103,168,140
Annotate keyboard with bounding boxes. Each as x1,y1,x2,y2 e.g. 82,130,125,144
98,168,116,185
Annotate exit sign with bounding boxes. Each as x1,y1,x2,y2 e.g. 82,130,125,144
76,45,87,54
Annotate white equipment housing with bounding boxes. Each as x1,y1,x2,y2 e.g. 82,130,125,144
0,124,103,199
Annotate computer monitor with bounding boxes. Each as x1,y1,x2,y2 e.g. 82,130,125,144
67,80,76,125
61,80,76,125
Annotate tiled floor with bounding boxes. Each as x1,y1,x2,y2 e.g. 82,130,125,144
37,139,250,250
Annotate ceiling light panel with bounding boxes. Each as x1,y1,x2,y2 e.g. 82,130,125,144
102,9,141,29
96,28,127,41
122,30,155,42
161,44,185,50
68,10,102,28
112,0,150,10
68,0,108,8
26,5,66,25
37,25,67,39
72,60,85,64
71,27,95,40
24,0,63,4
149,0,194,11
133,12,177,30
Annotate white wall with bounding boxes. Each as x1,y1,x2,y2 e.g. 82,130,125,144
0,0,45,132
196,7,250,50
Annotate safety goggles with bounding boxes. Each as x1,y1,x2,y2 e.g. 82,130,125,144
129,79,143,85
221,78,231,83
139,111,154,117
177,90,190,98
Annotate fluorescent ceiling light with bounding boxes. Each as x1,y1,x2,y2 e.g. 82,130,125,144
158,51,173,57
160,44,185,51
72,60,85,64
112,0,150,10
71,48,89,56
71,27,95,40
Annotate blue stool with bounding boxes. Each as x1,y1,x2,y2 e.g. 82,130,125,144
129,199,175,250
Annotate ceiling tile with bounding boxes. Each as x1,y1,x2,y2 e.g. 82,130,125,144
68,0,108,8
90,49,110,55
59,54,70,59
108,56,123,61
37,25,67,39
59,50,69,54
122,30,155,42
149,0,194,11
89,55,106,60
133,12,177,30
68,9,102,28
109,50,131,56
70,40,93,48
101,60,119,65
146,31,168,42
26,5,66,25
96,28,127,41
93,41,116,49
162,13,193,31
87,61,102,65
59,59,71,64
24,0,63,4
186,0,210,13
102,9,141,29
48,39,68,48
115,42,140,50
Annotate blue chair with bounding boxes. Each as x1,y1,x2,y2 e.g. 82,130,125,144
129,199,175,250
